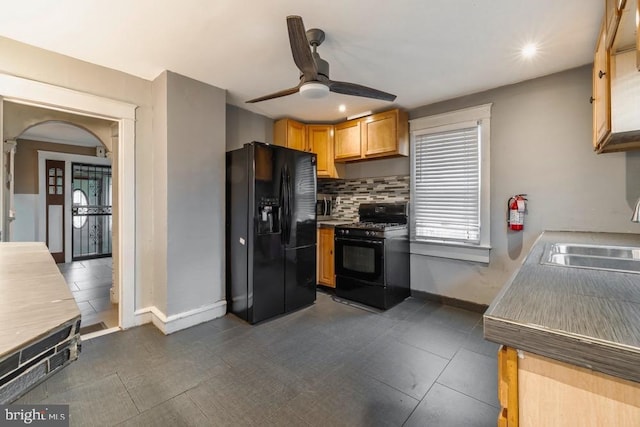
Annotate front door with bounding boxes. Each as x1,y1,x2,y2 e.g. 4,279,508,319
46,160,65,263
71,163,112,260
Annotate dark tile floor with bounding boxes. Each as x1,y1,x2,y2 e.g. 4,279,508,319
17,292,500,426
58,257,118,329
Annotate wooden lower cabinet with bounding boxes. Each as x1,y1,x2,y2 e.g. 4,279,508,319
317,227,335,287
498,346,519,427
498,346,640,427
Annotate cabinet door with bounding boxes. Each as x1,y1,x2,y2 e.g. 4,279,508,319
287,120,307,151
518,351,640,426
362,110,398,157
497,346,519,427
307,125,334,178
361,109,409,158
334,119,362,161
274,119,307,151
605,0,625,47
318,227,335,287
593,24,611,150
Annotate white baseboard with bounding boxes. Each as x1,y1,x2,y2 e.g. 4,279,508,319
133,300,227,335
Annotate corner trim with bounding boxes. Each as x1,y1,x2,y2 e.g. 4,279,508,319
133,300,227,335
411,290,488,313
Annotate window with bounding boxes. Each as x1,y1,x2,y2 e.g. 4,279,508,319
410,104,491,263
72,189,88,229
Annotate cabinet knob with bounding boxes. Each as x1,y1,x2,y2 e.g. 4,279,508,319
589,96,595,104
598,70,606,79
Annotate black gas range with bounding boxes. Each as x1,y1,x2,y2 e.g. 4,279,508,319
335,222,407,238
334,203,410,310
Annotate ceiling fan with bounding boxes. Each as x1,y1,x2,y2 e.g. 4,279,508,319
246,15,396,103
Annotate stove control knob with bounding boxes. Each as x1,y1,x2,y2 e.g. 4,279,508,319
345,230,349,235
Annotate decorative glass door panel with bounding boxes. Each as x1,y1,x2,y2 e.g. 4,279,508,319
46,160,65,262
72,163,112,260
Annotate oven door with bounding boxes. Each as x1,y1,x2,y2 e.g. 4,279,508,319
335,236,384,284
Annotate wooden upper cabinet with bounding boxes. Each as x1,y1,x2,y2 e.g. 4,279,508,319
594,0,640,153
605,0,626,47
593,23,611,150
362,109,409,159
307,124,342,178
334,119,362,161
273,118,307,151
276,108,408,164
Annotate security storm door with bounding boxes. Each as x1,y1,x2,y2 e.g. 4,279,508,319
45,160,65,263
71,163,112,260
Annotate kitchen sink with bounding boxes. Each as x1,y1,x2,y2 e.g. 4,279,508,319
542,243,640,274
549,243,640,260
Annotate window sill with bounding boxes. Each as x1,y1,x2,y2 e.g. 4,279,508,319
410,240,491,264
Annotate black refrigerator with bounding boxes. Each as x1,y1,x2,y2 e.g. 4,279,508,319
226,142,317,324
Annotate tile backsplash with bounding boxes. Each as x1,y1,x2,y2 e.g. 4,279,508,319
318,175,410,220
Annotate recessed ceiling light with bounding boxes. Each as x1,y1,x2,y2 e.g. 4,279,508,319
338,104,346,113
521,43,537,59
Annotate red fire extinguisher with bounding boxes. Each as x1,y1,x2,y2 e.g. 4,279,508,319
507,195,527,231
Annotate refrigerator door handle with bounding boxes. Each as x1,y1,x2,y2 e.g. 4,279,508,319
279,166,286,244
283,165,289,245
286,165,292,245
281,164,288,244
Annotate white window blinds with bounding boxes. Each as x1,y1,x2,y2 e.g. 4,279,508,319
413,124,481,244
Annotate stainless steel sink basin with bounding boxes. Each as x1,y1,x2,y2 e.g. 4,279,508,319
549,243,640,260
542,243,640,274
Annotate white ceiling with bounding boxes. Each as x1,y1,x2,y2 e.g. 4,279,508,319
0,1,602,122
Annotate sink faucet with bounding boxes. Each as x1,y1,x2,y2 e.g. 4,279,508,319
632,198,640,222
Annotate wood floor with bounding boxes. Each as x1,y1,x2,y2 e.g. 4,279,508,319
57,257,117,331
17,292,500,426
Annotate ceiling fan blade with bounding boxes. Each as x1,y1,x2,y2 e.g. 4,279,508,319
286,15,317,80
246,85,301,103
329,80,396,102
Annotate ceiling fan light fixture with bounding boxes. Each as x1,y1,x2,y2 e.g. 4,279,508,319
299,82,329,99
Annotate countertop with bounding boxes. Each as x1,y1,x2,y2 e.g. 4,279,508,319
317,219,355,228
484,231,640,383
0,242,80,358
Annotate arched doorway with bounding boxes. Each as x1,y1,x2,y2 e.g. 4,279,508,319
0,73,137,331
11,118,118,331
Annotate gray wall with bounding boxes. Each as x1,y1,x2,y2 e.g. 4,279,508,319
226,104,273,151
164,71,226,316
408,65,640,304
